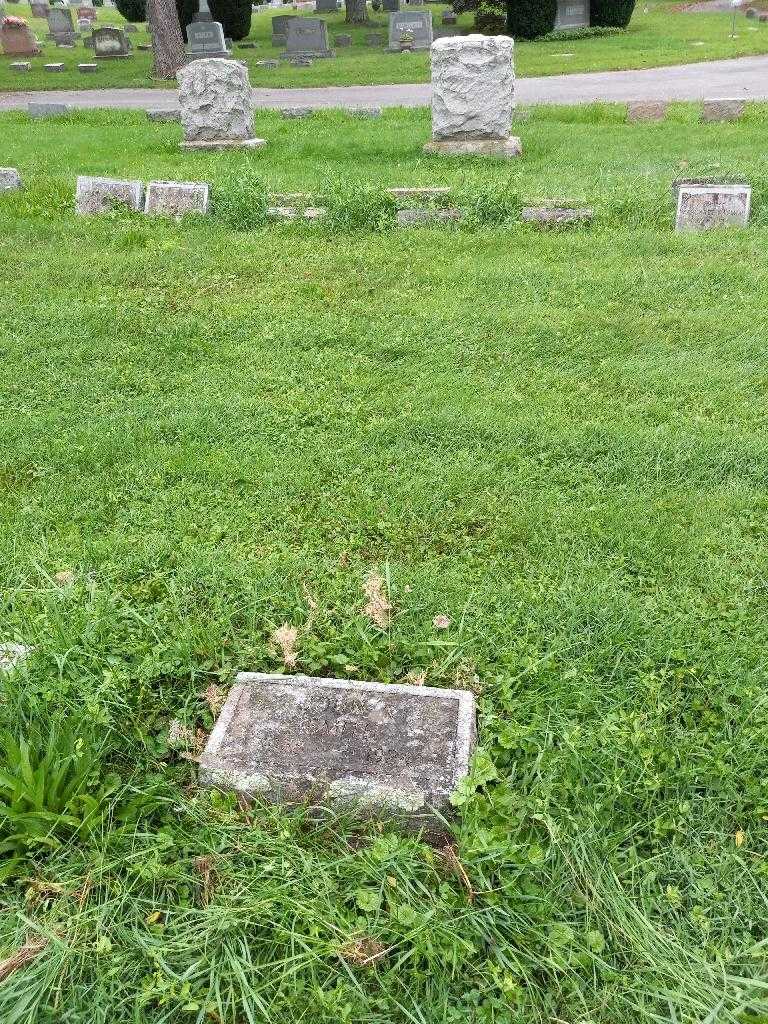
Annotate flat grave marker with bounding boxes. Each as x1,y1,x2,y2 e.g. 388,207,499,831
75,175,144,214
675,184,751,231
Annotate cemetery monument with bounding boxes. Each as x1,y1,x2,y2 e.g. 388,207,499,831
177,58,265,149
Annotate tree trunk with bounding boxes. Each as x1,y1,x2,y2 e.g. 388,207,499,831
344,0,369,25
147,0,187,80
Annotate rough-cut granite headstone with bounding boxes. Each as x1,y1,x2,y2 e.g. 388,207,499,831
675,184,751,231
424,34,520,158
0,168,22,191
145,180,210,216
28,100,70,116
177,58,265,149
627,100,667,122
701,98,745,122
199,673,476,824
75,175,144,214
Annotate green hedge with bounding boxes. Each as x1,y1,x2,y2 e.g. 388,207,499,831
506,0,556,39
176,0,251,41
115,0,145,22
590,0,636,28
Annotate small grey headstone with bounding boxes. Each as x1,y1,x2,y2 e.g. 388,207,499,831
383,0,399,10
0,168,22,191
145,180,209,217
186,18,230,58
280,105,315,117
284,16,333,57
92,25,132,57
366,30,385,45
10,61,32,71
315,0,338,11
75,175,144,214
289,54,313,65
701,98,745,122
387,10,432,50
78,61,99,71
555,0,589,27
199,673,476,826
675,184,751,231
44,62,66,71
441,9,456,23
334,32,352,45
28,100,70,116
147,106,181,121
271,12,298,45
627,100,667,122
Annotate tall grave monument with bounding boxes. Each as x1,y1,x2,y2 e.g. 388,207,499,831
424,35,521,158
177,58,265,149
185,0,231,60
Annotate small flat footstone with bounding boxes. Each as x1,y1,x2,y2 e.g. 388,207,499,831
28,101,71,118
348,106,382,117
675,183,751,231
396,207,462,226
423,137,522,159
279,106,314,117
388,185,452,202
627,100,667,122
0,168,22,191
180,138,266,150
701,98,745,122
10,62,32,72
521,206,594,227
75,175,144,214
266,205,327,220
199,673,476,825
147,107,181,121
78,62,99,72
145,179,209,217
44,62,65,71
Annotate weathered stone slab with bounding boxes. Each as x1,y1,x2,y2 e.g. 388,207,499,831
366,30,385,45
627,100,667,122
10,61,32,71
388,9,432,49
43,62,65,71
75,175,144,214
0,643,32,673
78,62,99,72
256,58,279,67
675,184,751,231
177,58,263,148
0,168,22,191
199,673,476,823
424,137,521,157
388,185,451,201
28,100,70,116
315,0,338,11
145,180,209,217
348,105,382,117
46,6,76,42
147,107,181,121
430,34,514,143
396,207,462,226
382,0,399,11
701,98,745,122
266,205,327,219
334,32,351,45
521,205,594,226
555,0,589,27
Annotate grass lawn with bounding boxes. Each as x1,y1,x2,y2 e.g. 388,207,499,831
1,104,768,1022
2,0,768,90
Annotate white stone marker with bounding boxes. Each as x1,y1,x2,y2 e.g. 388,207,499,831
0,168,22,191
75,176,144,214
675,184,751,232
424,34,521,158
0,643,32,673
176,58,265,150
145,180,210,217
199,672,477,826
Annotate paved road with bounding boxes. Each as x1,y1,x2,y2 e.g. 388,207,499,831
2,54,768,110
